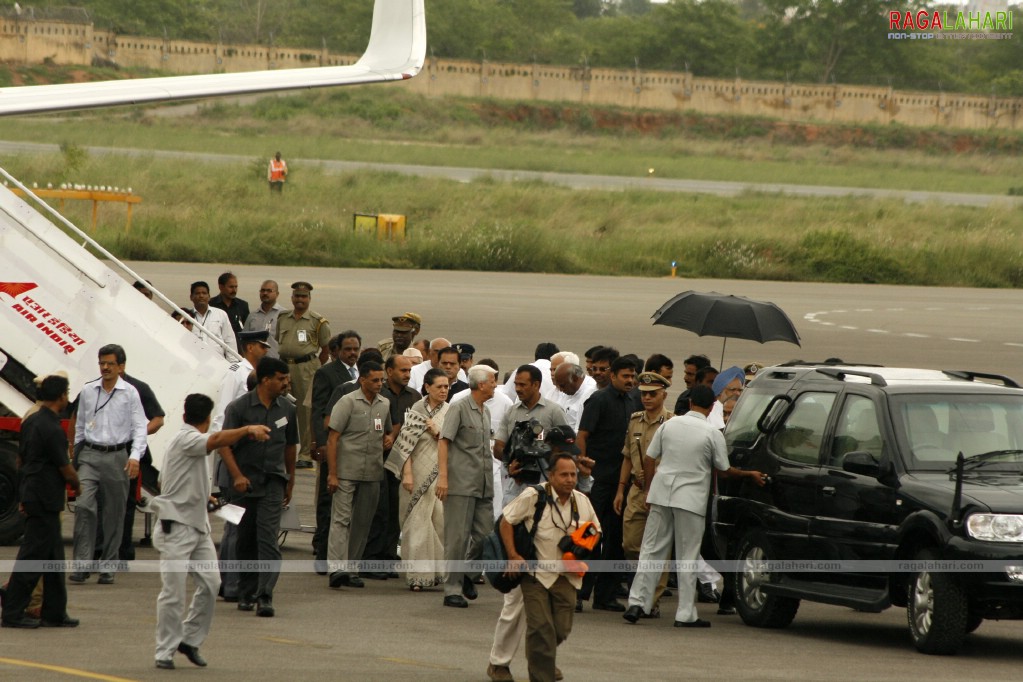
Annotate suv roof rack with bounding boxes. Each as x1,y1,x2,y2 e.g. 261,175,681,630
942,370,1021,389
814,367,888,387
779,359,884,368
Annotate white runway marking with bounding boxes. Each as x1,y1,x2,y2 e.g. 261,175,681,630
801,307,1009,347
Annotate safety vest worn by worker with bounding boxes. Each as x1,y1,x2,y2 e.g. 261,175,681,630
269,158,287,182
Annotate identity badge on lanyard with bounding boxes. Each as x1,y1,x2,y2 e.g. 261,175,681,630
89,387,115,431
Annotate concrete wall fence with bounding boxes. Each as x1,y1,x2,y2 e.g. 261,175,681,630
1,14,1020,131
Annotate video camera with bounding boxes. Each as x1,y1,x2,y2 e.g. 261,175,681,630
559,521,600,577
503,419,552,485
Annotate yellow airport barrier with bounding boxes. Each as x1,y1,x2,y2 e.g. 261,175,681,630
10,187,142,233
353,212,407,242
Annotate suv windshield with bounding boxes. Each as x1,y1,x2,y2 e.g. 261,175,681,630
890,394,1023,471
724,387,775,450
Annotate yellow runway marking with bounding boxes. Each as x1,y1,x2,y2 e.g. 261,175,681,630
259,636,331,649
377,657,460,671
0,657,137,682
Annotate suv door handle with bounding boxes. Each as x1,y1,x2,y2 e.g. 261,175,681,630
820,486,837,496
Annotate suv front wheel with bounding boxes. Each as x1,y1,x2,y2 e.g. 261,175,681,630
734,528,799,628
907,549,968,655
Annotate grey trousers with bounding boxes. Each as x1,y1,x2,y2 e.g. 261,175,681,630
443,493,493,597
73,446,129,572
327,479,380,576
155,521,220,662
627,504,705,624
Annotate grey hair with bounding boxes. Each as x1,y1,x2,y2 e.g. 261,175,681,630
467,364,497,389
551,351,579,366
563,363,586,380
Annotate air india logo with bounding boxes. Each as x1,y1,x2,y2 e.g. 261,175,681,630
0,282,87,354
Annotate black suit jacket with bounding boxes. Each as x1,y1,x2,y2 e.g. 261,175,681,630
311,361,354,446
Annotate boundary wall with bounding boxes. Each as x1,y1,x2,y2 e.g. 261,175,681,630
1,15,1020,131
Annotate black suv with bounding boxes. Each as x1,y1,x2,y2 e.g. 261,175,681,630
711,363,1023,655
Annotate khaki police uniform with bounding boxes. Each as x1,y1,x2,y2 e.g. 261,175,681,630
621,407,672,556
622,404,672,611
377,312,421,361
277,308,331,463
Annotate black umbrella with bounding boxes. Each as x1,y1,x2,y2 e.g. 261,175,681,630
652,290,801,367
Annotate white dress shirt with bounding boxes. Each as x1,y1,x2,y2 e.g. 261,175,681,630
74,376,149,461
192,305,235,358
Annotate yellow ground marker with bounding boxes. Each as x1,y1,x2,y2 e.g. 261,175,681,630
0,657,137,682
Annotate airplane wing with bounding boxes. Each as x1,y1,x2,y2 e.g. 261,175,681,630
0,0,426,116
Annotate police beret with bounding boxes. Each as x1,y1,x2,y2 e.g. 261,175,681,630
291,281,313,292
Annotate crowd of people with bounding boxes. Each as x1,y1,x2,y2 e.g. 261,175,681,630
3,271,770,681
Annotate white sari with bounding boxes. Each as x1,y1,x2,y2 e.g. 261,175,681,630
392,398,448,588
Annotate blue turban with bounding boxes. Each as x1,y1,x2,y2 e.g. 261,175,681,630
712,365,745,397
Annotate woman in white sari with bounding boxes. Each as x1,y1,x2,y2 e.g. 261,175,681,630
389,368,449,591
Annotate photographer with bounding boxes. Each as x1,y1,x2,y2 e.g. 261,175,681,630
493,365,572,497
499,452,600,682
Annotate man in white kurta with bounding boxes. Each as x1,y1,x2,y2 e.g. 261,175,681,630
623,384,764,627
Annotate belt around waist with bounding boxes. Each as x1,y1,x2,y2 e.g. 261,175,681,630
284,352,316,364
84,441,131,453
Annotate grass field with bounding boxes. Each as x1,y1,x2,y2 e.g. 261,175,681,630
2,87,1022,287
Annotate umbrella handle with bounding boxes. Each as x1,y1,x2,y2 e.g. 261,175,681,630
720,338,727,370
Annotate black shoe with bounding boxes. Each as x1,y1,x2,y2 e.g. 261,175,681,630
329,572,349,588
347,576,365,588
155,659,175,670
387,571,400,579
575,598,583,613
360,572,388,580
674,618,712,628
237,597,255,612
177,643,208,667
592,600,626,613
40,614,79,628
295,460,314,469
98,573,115,585
717,606,737,616
314,559,328,576
443,595,469,608
462,575,478,601
256,596,275,617
2,615,40,628
697,582,720,603
69,572,90,584
623,605,643,623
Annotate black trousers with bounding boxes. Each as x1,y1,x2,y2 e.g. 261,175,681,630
2,510,67,622
580,478,624,604
363,471,400,562
313,462,331,561
236,479,284,601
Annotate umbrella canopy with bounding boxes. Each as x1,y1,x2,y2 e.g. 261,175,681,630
652,291,800,366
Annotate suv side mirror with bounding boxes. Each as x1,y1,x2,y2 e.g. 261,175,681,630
842,451,880,477
756,395,792,434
